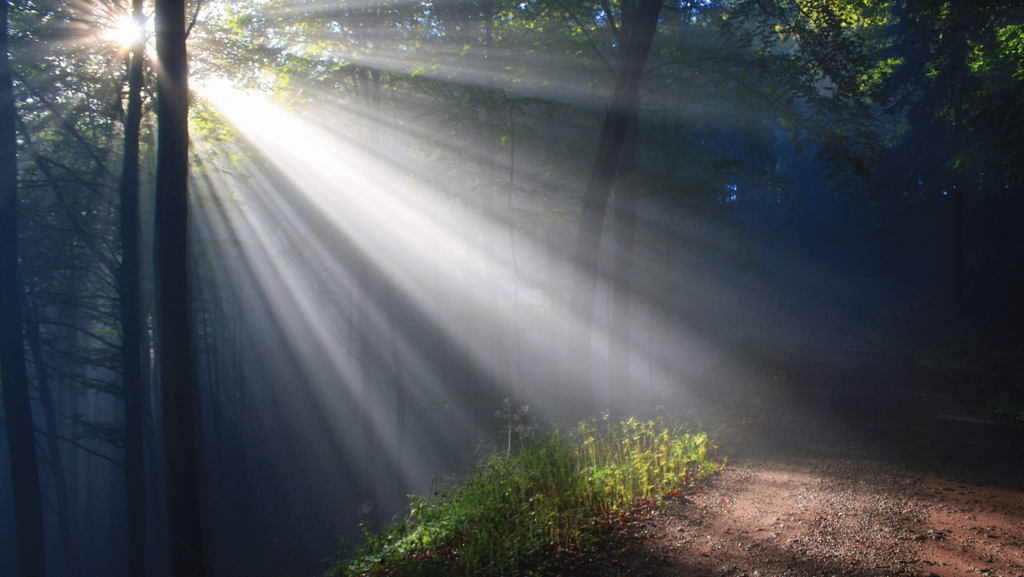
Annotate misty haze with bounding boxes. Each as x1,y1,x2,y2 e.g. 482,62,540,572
2,1,1023,576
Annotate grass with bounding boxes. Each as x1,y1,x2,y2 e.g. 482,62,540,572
325,414,722,576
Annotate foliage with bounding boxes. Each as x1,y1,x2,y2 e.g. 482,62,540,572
721,0,889,184
325,414,720,576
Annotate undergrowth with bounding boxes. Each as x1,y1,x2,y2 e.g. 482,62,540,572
325,414,722,576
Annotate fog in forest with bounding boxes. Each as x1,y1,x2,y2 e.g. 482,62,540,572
2,0,1023,576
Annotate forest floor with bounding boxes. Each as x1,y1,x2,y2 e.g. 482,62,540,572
543,350,1024,577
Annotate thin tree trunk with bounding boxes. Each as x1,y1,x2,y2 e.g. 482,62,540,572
57,262,83,576
118,0,146,571
370,68,381,152
22,287,75,577
384,285,405,473
356,251,379,525
353,64,381,524
954,173,963,315
195,277,222,467
154,0,205,573
950,15,968,318
507,101,525,402
608,118,639,417
1,2,46,574
567,0,661,418
141,308,166,577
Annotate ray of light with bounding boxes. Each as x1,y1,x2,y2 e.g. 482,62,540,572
188,79,721,497
183,62,859,542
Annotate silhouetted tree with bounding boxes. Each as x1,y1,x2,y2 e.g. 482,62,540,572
154,0,206,573
117,0,147,572
567,0,662,417
608,118,640,417
1,1,46,575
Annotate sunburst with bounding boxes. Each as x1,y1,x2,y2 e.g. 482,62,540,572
102,13,144,48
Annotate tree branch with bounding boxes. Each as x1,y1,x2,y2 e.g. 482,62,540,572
12,70,115,181
556,0,616,76
186,0,203,39
42,431,124,470
599,0,622,44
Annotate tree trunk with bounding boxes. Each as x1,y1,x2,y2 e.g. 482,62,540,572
608,118,640,417
353,64,382,525
154,0,205,573
1,2,47,575
950,13,968,319
370,68,381,152
58,264,83,577
356,250,380,525
22,287,74,577
384,282,406,512
118,1,146,572
567,0,661,418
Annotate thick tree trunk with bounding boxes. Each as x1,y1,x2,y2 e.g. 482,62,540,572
608,118,640,417
118,2,146,573
1,2,46,575
154,0,205,573
567,0,661,418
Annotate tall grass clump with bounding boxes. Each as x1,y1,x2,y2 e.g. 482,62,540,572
570,415,716,512
326,413,721,577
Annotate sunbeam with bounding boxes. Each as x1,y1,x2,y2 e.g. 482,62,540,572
186,77,726,531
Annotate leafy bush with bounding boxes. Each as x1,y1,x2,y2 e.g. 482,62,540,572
325,414,721,576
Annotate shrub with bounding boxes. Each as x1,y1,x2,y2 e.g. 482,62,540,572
326,414,721,577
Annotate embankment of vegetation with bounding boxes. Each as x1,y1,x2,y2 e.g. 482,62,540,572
325,413,722,576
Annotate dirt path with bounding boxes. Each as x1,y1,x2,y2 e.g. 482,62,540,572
546,352,1024,577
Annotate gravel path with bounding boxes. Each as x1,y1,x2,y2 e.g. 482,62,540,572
545,351,1024,577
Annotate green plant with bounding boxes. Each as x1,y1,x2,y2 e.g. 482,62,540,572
570,414,717,511
325,413,722,577
494,398,535,457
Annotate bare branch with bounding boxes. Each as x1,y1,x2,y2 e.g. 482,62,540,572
43,432,124,470
186,0,203,39
12,71,115,182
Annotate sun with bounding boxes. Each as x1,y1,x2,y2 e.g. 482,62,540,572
103,13,144,48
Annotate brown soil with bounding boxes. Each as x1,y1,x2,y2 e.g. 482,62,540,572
544,350,1024,577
